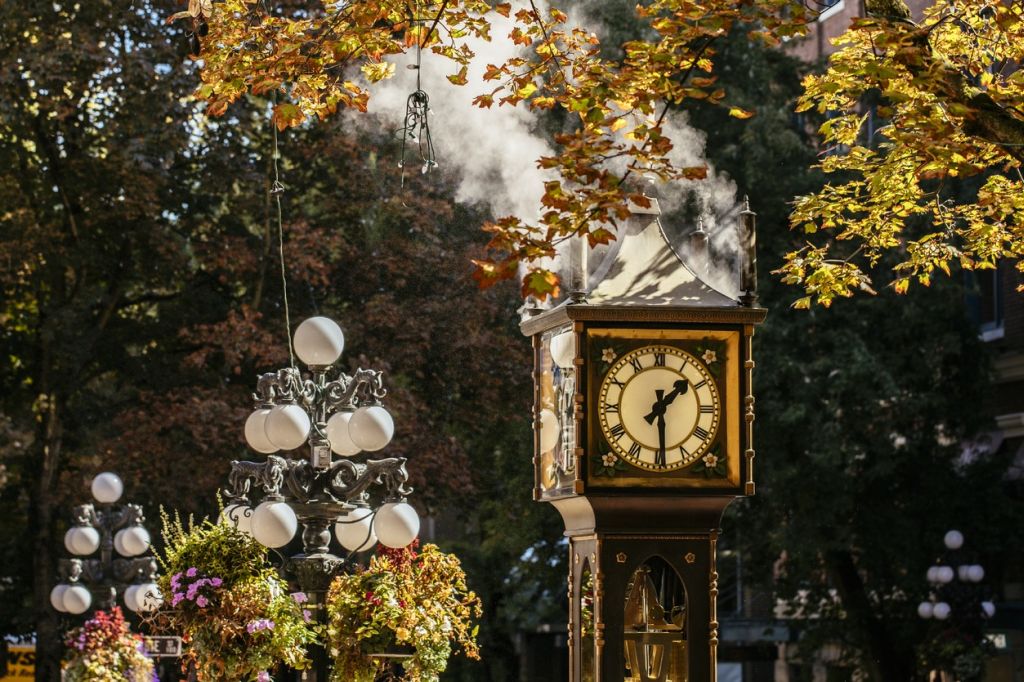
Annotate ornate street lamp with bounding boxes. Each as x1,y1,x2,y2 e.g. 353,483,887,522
50,472,162,616
222,315,420,587
918,530,997,681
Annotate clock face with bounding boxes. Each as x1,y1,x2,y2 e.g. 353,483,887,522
598,345,720,471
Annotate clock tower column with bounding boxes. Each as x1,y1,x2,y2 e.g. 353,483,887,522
522,197,764,682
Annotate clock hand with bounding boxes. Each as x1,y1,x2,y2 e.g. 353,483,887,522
644,380,690,424
656,413,667,467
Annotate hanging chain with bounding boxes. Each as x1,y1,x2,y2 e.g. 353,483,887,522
270,91,296,368
397,16,438,188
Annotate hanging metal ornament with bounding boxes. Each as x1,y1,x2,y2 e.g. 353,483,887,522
397,30,438,187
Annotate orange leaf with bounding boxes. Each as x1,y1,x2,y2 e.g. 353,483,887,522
728,107,755,119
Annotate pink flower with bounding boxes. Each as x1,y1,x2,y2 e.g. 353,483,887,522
196,596,208,608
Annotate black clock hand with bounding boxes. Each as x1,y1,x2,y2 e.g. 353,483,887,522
656,413,667,467
644,379,690,424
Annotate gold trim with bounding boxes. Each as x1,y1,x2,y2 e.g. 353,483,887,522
744,332,756,496
709,531,719,682
520,304,767,336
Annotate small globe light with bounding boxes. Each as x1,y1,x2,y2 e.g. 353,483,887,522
124,584,142,612
926,566,939,583
64,526,100,556
50,584,70,612
251,500,298,548
221,504,254,535
264,404,311,451
114,526,151,557
936,566,954,584
549,331,576,369
326,411,362,457
91,472,124,504
981,601,996,618
933,602,951,620
348,405,394,452
245,409,279,454
136,583,163,612
967,564,985,583
944,530,964,550
335,507,377,552
63,584,92,615
917,601,934,619
374,502,420,549
539,409,560,453
293,317,345,367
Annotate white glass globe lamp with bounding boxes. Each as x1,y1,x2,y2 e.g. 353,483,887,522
222,504,254,535
967,564,985,583
944,530,964,550
957,565,971,582
335,507,377,552
64,526,100,556
135,583,163,612
348,405,394,452
549,331,576,369
245,409,278,454
91,472,124,504
326,411,361,456
936,566,954,584
293,317,345,367
981,601,996,618
264,404,311,451
374,502,420,548
114,526,151,557
63,584,92,615
539,409,560,453
926,566,939,583
50,584,70,612
124,584,142,612
932,602,951,620
917,601,934,619
251,500,298,548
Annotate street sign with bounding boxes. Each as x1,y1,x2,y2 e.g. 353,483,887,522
1,644,35,680
142,636,182,658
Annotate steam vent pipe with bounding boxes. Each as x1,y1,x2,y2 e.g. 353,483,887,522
689,215,709,277
739,196,758,307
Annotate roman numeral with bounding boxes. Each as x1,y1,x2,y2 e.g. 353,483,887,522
679,445,689,458
611,377,625,388
628,441,642,458
609,423,625,440
653,352,666,367
694,426,710,441
693,379,707,390
629,356,644,372
604,403,619,413
699,405,714,413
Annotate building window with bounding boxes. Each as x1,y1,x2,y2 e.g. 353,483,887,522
817,0,846,22
966,267,1004,341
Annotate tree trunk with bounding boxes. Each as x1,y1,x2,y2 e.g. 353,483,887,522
824,549,915,681
31,390,63,682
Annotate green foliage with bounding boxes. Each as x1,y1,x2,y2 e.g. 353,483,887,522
326,543,482,682
156,512,317,681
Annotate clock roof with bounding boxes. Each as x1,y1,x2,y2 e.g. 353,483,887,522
521,197,765,336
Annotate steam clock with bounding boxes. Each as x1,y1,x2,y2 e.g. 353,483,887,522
522,196,763,682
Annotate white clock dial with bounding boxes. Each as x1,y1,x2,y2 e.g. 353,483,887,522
598,345,720,471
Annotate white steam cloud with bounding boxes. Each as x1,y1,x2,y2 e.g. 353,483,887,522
359,0,742,299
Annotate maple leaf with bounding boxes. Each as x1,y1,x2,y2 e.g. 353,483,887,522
521,268,560,301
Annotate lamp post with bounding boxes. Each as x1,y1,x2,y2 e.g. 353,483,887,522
222,316,421,680
917,530,996,681
50,472,162,616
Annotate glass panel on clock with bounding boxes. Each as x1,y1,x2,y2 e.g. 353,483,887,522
623,558,687,682
539,327,576,492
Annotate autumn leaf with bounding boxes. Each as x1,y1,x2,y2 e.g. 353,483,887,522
271,102,304,130
728,107,755,119
521,268,561,301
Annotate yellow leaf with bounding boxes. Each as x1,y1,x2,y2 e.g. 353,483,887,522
728,107,755,119
609,118,627,133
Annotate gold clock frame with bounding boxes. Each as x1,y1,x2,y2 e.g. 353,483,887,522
588,328,740,487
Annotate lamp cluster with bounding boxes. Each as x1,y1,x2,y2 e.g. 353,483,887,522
51,473,162,615
223,316,420,560
917,530,995,621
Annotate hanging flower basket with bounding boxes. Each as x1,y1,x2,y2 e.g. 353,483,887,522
325,541,481,682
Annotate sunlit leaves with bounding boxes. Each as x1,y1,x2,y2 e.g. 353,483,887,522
781,0,1024,305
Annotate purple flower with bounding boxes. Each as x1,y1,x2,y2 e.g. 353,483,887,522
246,618,275,634
210,577,223,588
171,594,184,607
291,591,308,604
257,672,271,682
185,567,198,578
302,609,312,622
196,596,209,608
170,573,182,589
